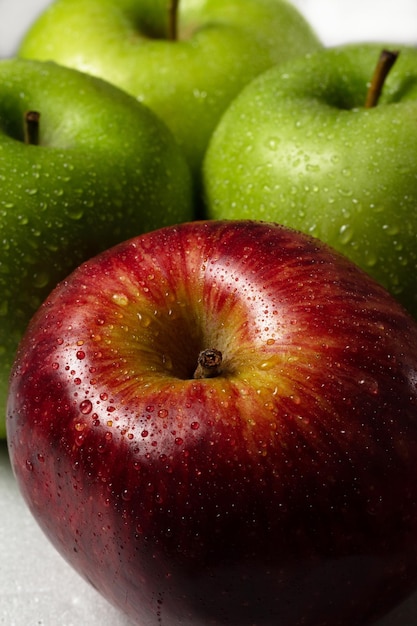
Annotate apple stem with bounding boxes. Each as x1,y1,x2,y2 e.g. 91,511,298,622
365,49,399,108
193,348,223,379
24,110,41,145
167,0,180,41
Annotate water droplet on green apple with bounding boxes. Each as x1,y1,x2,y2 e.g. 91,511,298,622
17,214,29,226
266,137,280,151
306,163,320,173
339,224,354,246
365,252,378,268
383,224,400,236
337,187,353,197
33,271,49,289
67,207,84,220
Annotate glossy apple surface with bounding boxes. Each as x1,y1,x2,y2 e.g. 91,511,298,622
0,57,193,438
7,220,417,625
203,43,417,318
18,0,321,181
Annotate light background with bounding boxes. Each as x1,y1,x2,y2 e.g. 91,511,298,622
1,1,417,625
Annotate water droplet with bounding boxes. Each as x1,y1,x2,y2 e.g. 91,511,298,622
80,399,93,415
364,252,378,268
266,137,280,151
122,489,132,501
67,207,84,220
191,422,200,430
137,312,152,327
25,460,33,471
158,409,168,419
259,357,278,371
76,350,86,360
174,437,184,446
112,293,129,307
33,271,49,289
339,224,354,245
162,354,173,371
383,224,400,236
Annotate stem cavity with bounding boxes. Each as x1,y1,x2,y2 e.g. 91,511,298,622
193,348,223,379
24,110,41,145
365,49,399,109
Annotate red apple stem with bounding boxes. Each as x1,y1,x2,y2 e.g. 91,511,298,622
365,49,399,108
193,348,223,379
24,110,41,145
167,0,180,41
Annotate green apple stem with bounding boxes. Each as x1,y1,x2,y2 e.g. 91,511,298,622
193,348,223,379
24,110,41,145
167,0,180,41
365,49,399,108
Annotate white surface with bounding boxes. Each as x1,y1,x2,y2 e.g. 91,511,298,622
1,1,417,625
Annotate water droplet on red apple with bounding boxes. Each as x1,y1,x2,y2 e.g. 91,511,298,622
122,489,132,501
79,399,93,415
191,421,200,430
158,409,168,419
25,460,33,472
112,293,129,307
137,312,152,327
76,350,86,360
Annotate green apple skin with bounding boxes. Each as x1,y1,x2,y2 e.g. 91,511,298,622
17,0,322,182
0,57,193,439
203,43,417,318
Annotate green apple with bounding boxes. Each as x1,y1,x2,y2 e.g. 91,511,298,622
17,0,322,183
203,43,417,318
0,57,193,439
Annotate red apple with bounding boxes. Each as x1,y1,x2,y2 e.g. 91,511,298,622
7,220,417,626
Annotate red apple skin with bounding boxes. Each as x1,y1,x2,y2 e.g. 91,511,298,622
7,220,417,626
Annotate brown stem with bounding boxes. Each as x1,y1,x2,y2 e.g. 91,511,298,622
193,348,222,379
365,49,399,108
24,110,41,145
167,0,179,41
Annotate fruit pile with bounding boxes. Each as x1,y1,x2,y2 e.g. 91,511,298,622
3,2,417,625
